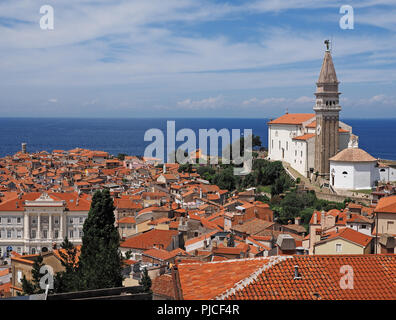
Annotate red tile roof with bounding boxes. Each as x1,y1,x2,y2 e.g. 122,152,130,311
317,227,372,247
375,195,396,214
177,255,396,300
268,113,315,125
293,133,315,141
152,274,177,299
118,217,136,224
120,229,179,250
178,257,276,300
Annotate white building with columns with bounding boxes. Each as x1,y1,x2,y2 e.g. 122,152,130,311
0,192,91,256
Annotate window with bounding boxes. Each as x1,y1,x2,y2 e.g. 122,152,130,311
69,218,73,224
17,217,21,224
31,230,36,239
295,150,297,156
17,247,21,254
32,218,36,224
342,171,348,175
387,221,394,231
54,230,59,238
69,230,74,238
79,230,83,238
79,217,83,224
7,218,11,224
43,230,48,239
17,230,22,238
17,270,22,283
336,243,342,253
360,225,366,229
7,230,11,238
31,248,36,254
54,217,59,224
300,151,303,157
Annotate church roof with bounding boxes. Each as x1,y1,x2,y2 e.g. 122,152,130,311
293,133,315,141
268,113,315,125
329,147,377,163
318,50,338,83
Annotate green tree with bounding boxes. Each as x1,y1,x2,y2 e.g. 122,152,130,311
78,189,123,290
227,233,235,247
53,237,81,293
139,267,152,293
117,153,127,161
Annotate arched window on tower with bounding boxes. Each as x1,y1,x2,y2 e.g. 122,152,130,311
342,171,348,175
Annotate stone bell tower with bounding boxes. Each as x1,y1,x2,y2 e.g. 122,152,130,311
314,40,341,177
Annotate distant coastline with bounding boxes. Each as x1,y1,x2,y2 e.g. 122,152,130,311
0,117,395,160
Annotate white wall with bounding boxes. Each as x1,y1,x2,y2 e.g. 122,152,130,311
330,161,377,190
379,166,396,182
268,124,309,177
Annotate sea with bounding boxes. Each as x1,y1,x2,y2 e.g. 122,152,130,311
0,117,395,160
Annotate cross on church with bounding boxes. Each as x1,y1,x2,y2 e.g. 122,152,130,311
324,39,330,51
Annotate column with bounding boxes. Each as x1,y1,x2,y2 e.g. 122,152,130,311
60,213,64,240
48,213,52,239
37,213,41,239
24,212,29,239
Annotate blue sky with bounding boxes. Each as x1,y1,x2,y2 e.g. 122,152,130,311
0,0,395,118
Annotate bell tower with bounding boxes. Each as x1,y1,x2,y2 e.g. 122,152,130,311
314,40,341,177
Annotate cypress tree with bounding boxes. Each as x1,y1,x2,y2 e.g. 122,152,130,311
53,237,81,293
78,189,123,290
139,267,152,293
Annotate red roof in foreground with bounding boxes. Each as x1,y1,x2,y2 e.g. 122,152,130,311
177,255,396,300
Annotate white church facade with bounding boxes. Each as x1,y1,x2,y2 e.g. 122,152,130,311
267,41,385,191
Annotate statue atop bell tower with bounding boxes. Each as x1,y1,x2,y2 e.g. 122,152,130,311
314,40,341,177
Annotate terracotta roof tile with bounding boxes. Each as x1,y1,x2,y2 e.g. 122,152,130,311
268,113,315,125
177,255,396,300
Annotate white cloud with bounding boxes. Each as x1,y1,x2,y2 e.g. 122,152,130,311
243,96,314,106
177,95,224,109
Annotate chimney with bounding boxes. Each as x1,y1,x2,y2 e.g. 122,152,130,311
321,210,325,226
313,212,317,224
294,265,301,279
295,217,301,225
21,142,27,154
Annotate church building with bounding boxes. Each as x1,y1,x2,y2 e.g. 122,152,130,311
267,40,355,179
